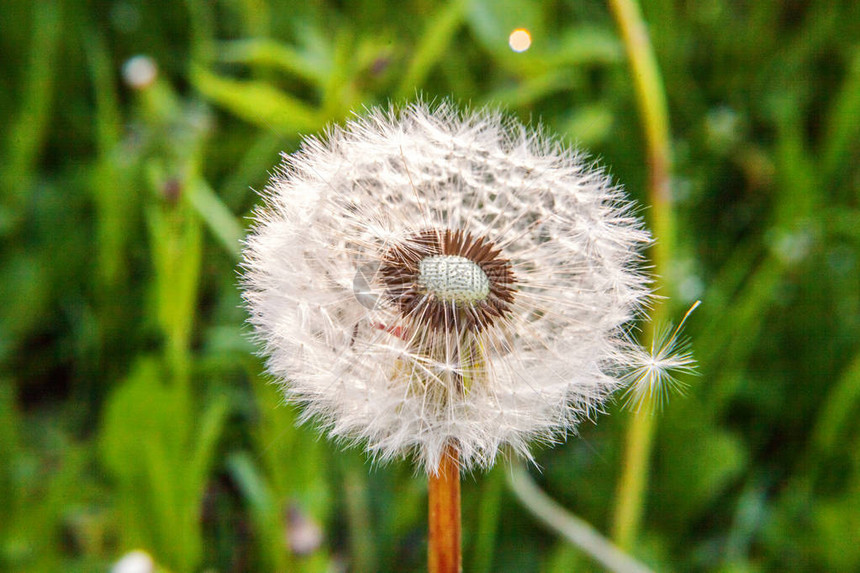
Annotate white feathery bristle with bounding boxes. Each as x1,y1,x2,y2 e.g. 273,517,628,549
241,101,656,474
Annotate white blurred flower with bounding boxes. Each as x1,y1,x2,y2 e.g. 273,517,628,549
121,55,157,90
242,101,653,473
285,503,324,556
111,550,155,573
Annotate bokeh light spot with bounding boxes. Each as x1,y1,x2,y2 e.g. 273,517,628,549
508,28,532,52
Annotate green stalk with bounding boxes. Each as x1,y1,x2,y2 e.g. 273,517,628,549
470,466,504,573
2,1,61,210
606,0,675,550
509,463,653,573
342,456,378,573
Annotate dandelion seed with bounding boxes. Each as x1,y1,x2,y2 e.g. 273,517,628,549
622,301,700,411
241,101,654,474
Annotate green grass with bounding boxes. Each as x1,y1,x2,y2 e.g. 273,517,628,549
1,0,859,571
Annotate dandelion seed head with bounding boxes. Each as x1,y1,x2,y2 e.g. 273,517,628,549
242,101,654,473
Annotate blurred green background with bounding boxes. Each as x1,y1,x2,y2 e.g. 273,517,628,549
2,0,859,571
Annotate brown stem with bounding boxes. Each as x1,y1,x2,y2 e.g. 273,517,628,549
428,443,462,573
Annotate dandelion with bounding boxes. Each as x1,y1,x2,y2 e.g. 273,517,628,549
242,100,652,471
242,101,656,571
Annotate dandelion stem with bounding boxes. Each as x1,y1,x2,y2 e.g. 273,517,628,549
606,0,675,550
428,443,462,573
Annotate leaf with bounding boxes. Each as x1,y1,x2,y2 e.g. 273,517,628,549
191,66,322,133
145,193,203,358
655,400,748,529
482,69,577,107
218,39,328,86
190,396,230,492
186,176,245,260
1,0,62,208
396,0,470,98
227,452,289,571
548,26,623,66
561,103,615,147
99,358,229,571
99,359,177,479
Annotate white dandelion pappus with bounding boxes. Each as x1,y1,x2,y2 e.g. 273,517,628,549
622,301,700,411
241,101,653,474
